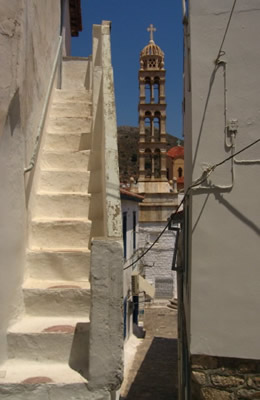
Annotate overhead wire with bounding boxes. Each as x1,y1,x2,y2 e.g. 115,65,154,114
215,0,238,63
123,137,260,271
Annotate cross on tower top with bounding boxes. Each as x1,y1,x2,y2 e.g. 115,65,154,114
147,24,156,42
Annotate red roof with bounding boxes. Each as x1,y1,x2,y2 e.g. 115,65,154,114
167,146,184,159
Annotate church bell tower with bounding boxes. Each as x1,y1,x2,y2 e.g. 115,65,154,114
138,24,168,192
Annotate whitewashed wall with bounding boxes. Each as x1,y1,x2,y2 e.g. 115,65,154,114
186,0,260,359
139,222,177,299
0,0,62,363
121,198,140,341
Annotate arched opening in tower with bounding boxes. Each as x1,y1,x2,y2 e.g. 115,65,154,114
154,149,161,178
154,111,161,141
145,77,151,103
154,77,160,103
145,112,151,141
144,148,152,178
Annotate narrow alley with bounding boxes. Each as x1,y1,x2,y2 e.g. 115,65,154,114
120,305,178,400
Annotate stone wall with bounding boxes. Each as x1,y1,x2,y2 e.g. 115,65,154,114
139,221,177,299
191,355,260,399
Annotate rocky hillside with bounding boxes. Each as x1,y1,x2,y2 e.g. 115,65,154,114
117,126,183,182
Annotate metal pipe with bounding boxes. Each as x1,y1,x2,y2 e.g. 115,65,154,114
24,36,63,173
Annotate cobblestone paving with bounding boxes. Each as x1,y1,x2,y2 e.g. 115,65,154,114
120,305,178,400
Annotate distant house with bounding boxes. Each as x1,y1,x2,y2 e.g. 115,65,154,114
120,188,144,341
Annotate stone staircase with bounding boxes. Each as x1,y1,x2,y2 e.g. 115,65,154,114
0,59,106,399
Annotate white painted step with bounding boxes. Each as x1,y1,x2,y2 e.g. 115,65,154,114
0,361,111,400
54,89,92,103
51,102,92,118
30,219,91,249
33,192,90,219
47,116,92,134
0,360,87,384
39,170,89,192
41,150,90,171
62,57,89,90
26,249,90,281
44,132,91,151
23,279,90,317
7,316,89,362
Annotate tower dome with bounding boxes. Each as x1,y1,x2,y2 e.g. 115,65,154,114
140,24,164,70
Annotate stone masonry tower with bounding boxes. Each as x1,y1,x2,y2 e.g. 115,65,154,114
138,24,168,193
137,25,178,299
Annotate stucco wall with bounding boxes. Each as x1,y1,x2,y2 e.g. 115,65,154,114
139,221,177,299
187,0,260,358
0,0,61,363
122,198,140,340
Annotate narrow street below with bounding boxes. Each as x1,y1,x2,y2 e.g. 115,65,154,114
120,304,178,400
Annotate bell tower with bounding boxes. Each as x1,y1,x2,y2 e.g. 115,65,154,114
138,24,168,191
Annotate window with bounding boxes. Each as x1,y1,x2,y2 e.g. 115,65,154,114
154,77,160,103
133,211,136,250
144,149,152,177
123,212,127,259
178,167,183,178
154,149,161,178
145,78,151,103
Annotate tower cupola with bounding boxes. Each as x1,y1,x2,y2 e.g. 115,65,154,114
140,25,165,70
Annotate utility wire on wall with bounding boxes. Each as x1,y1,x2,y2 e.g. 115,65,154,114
123,137,260,271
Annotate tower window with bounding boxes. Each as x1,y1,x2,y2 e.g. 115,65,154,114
145,78,151,103
154,81,159,103
145,112,151,141
154,111,161,142
144,149,152,177
178,167,183,178
154,149,161,178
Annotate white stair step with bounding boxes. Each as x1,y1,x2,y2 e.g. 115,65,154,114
51,102,92,118
47,117,92,133
23,280,90,316
26,249,90,281
0,360,87,384
7,316,89,362
54,89,92,103
30,219,91,249
44,132,91,151
62,58,89,90
0,361,97,400
33,192,90,219
39,170,89,193
41,150,90,170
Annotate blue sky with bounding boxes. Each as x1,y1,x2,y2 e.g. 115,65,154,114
71,0,183,138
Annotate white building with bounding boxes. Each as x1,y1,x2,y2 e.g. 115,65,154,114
179,1,260,398
121,188,144,341
0,2,123,399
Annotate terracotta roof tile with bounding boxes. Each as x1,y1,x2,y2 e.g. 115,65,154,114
167,146,184,159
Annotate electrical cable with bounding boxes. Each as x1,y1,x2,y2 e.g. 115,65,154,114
215,0,237,63
123,137,260,271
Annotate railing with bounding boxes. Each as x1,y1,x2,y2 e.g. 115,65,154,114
24,36,63,173
86,21,124,392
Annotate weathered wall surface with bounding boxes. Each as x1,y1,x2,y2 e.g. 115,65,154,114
0,0,61,363
186,0,260,359
139,221,177,299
